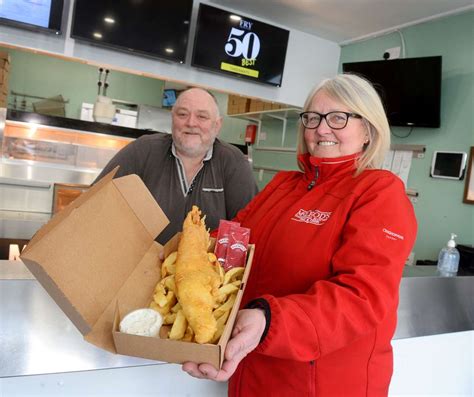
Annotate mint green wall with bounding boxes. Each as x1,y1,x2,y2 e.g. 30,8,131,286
218,116,248,144
212,91,248,145
2,46,254,146
339,11,474,261
3,47,164,118
250,116,300,188
213,90,299,181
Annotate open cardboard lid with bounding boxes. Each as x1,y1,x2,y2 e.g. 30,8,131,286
21,169,169,349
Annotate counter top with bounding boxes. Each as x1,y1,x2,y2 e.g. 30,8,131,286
0,259,34,279
1,260,473,378
0,260,168,378
402,265,437,277
394,275,473,339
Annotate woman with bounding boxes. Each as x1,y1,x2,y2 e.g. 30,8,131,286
183,74,417,396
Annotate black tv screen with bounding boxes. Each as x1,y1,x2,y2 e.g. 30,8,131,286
0,0,63,34
343,56,442,128
192,4,289,87
71,0,193,63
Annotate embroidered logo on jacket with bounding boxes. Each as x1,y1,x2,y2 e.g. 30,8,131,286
383,228,404,241
291,209,332,225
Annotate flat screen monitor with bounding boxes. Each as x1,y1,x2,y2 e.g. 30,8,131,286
430,151,467,180
342,56,442,128
0,0,63,34
192,4,290,87
71,0,193,63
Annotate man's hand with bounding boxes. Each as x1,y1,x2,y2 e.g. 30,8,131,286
182,308,266,381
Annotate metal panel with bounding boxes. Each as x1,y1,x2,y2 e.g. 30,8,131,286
0,162,99,185
137,105,172,133
0,211,50,239
394,276,474,339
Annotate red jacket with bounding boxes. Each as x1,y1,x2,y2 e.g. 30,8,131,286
228,153,417,397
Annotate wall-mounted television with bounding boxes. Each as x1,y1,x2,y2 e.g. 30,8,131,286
0,0,64,34
71,0,193,63
342,56,442,128
192,4,290,87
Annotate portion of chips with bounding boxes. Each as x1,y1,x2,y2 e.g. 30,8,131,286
149,251,244,344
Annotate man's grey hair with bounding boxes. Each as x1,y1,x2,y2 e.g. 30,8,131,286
176,87,220,117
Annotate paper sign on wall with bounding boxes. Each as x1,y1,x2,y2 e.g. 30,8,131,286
390,150,413,187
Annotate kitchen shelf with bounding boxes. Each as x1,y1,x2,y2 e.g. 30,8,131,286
229,108,301,148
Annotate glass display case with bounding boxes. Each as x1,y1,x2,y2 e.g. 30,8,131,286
0,108,148,241
2,118,131,170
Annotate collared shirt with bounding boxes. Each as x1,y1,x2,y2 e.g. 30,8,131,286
171,142,213,196
95,133,258,244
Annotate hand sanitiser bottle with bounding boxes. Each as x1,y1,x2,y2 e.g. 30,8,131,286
437,233,460,277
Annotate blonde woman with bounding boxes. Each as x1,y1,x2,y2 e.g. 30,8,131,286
184,74,417,397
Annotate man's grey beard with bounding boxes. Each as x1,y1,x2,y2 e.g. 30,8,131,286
174,137,216,159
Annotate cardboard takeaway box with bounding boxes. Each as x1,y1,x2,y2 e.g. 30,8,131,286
20,169,254,368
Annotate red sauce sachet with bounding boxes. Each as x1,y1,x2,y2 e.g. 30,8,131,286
214,220,240,267
224,225,250,271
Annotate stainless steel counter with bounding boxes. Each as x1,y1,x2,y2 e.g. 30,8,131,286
395,274,474,339
0,261,162,378
1,261,473,378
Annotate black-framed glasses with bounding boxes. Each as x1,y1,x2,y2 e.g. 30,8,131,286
299,111,362,130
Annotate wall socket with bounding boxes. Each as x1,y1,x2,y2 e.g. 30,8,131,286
384,46,401,60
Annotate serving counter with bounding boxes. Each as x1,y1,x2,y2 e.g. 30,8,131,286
1,261,472,396
0,260,227,396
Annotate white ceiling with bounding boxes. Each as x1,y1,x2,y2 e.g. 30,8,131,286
209,0,474,43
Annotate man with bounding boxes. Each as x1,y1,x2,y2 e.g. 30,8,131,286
95,87,258,243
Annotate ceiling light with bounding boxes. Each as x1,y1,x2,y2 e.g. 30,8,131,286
230,15,241,21
93,32,103,39
104,17,115,24
165,48,174,53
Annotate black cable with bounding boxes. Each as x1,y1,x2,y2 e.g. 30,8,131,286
392,126,414,138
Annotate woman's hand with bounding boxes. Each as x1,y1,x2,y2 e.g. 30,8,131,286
182,308,266,381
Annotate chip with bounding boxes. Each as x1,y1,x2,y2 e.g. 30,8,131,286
169,309,187,340
146,249,245,343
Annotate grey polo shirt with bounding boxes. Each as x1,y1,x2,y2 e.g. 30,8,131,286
95,133,258,244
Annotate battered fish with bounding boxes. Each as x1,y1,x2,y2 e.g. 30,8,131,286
175,206,221,344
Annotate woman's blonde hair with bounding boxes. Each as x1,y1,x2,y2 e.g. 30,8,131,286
297,73,390,175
